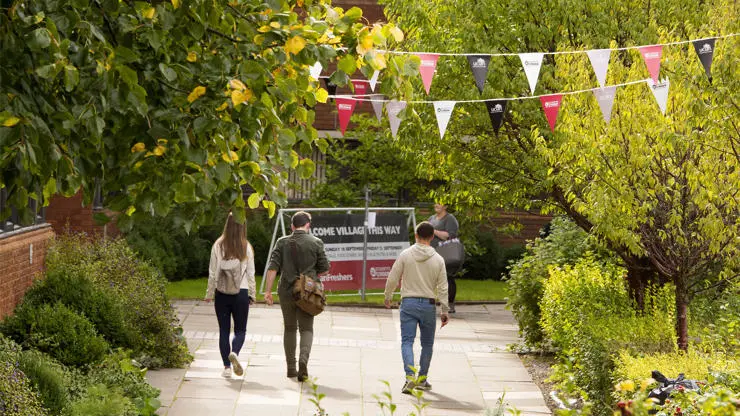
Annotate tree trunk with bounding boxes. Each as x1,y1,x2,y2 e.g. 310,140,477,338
675,276,689,351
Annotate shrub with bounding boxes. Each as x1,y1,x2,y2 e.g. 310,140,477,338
67,384,137,416
88,350,161,415
1,302,109,368
614,349,740,384
20,268,133,349
506,216,617,347
17,349,70,415
0,335,46,416
459,227,525,280
46,235,191,368
541,260,676,415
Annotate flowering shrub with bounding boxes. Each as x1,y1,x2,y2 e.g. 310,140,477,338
0,335,46,416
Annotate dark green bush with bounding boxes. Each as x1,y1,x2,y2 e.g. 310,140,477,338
460,227,524,280
46,235,191,368
17,349,70,415
541,260,675,415
0,335,46,416
506,216,617,347
88,350,161,415
20,269,133,349
2,302,109,368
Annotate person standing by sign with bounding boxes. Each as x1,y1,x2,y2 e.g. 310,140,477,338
428,203,461,313
204,213,256,378
263,211,330,382
384,221,449,394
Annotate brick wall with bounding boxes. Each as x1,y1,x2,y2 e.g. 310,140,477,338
0,225,54,319
45,191,119,238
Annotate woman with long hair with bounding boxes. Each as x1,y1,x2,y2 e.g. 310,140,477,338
204,213,256,378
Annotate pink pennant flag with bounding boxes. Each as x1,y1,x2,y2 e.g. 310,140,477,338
335,98,356,136
540,94,563,133
416,54,440,95
639,45,663,84
352,80,368,96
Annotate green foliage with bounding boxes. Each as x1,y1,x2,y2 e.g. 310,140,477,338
20,268,133,349
87,350,161,416
67,384,137,416
45,234,191,368
506,217,616,347
0,335,46,416
689,283,740,356
541,260,676,414
17,349,70,415
1,0,414,230
461,226,524,281
614,350,740,385
1,301,109,368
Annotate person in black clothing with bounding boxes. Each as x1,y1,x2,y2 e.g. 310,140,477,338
428,204,460,313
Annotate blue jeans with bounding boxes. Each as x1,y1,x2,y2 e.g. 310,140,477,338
214,289,250,367
399,297,437,378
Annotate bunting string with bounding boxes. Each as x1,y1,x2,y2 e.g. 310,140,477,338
327,79,651,103
374,33,738,56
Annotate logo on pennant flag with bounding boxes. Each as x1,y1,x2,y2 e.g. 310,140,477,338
416,54,440,95
433,101,456,139
519,53,544,95
371,96,384,123
467,55,491,94
648,78,670,115
586,49,611,88
309,62,322,80
639,45,663,84
485,100,507,135
540,94,563,133
593,86,617,124
335,98,356,135
386,100,406,138
693,39,715,82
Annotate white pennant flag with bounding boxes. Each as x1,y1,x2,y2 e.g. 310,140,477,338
587,49,611,88
386,100,406,138
369,70,380,91
648,78,670,115
433,101,456,139
519,53,544,95
371,96,384,123
309,62,322,80
593,86,617,124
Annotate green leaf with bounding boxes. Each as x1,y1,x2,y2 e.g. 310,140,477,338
27,28,51,50
117,65,139,86
337,54,357,75
36,63,59,80
42,177,57,201
344,7,363,21
298,158,316,179
93,212,112,225
64,66,79,91
277,128,296,147
247,192,260,209
158,63,177,82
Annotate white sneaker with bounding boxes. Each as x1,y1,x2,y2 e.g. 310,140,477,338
228,352,243,376
221,367,232,378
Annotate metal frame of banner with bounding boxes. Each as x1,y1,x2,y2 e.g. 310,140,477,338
259,207,417,299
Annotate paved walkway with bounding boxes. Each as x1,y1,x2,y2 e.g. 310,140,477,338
146,301,551,416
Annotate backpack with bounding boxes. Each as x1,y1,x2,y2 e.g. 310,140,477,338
216,257,245,295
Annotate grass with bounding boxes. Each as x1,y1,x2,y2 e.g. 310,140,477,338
167,276,509,305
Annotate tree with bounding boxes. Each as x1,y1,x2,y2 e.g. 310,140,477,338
0,0,410,231
379,0,740,349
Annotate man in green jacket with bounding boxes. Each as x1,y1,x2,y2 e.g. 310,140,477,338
264,211,330,382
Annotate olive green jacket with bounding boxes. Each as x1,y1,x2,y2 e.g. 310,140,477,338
267,230,330,295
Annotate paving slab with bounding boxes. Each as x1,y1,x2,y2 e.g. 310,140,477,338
147,302,551,415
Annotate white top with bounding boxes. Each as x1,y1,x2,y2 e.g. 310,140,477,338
205,237,256,301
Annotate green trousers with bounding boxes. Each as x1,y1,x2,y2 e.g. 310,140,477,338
279,292,314,371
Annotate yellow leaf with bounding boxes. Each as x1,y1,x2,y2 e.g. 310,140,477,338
216,101,229,111
153,145,166,156
187,86,206,103
186,51,197,62
231,89,252,107
315,88,329,103
371,53,387,70
245,161,260,174
134,161,143,169
361,35,374,51
222,151,238,163
229,79,246,91
2,117,20,127
389,26,404,42
142,7,156,19
247,193,260,209
157,138,168,145
270,22,281,29
125,206,136,216
171,0,180,8
131,142,146,153
284,36,306,55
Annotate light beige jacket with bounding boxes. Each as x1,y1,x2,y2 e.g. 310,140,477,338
206,237,256,300
384,243,449,313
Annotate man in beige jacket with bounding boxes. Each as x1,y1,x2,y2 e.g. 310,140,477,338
385,221,449,394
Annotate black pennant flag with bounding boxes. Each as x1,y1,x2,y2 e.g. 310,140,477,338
693,39,716,82
322,78,338,98
467,55,491,94
485,100,507,134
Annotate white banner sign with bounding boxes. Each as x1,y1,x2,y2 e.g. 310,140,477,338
434,101,456,139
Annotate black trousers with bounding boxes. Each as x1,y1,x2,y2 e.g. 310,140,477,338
214,289,250,367
446,264,458,304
